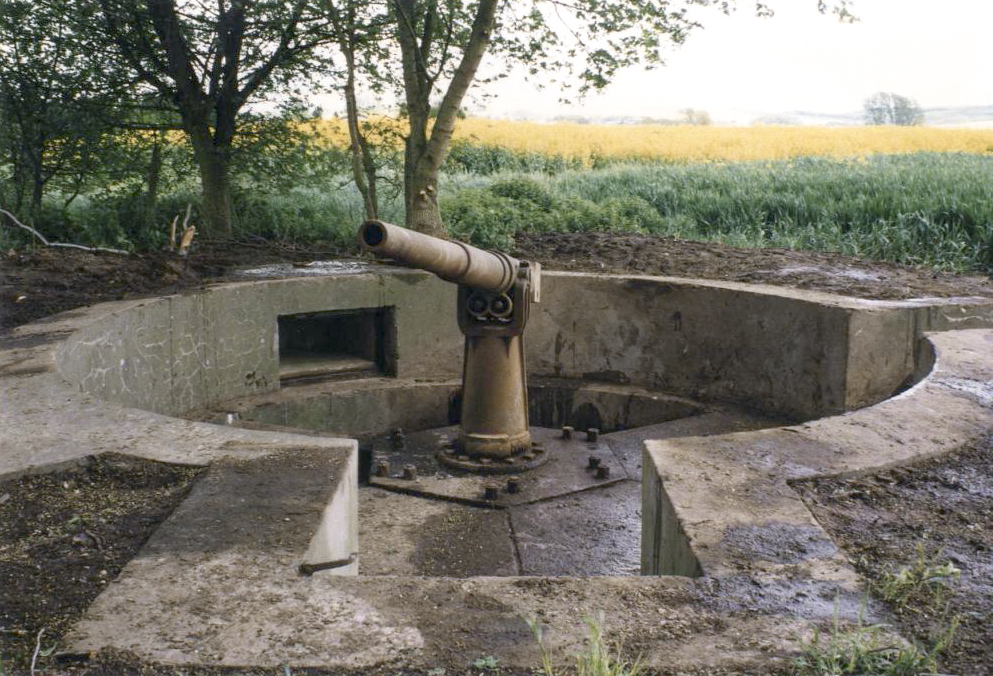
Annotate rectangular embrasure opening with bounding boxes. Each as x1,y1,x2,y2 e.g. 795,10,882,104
278,307,396,383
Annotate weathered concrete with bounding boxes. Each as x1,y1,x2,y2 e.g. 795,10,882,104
14,270,989,434
211,376,704,442
3,269,993,672
531,273,993,418
642,330,993,584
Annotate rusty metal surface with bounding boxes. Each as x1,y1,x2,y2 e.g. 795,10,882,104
358,220,539,461
457,334,531,458
359,220,518,293
369,426,628,507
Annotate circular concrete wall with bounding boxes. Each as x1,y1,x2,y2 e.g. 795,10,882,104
53,269,990,421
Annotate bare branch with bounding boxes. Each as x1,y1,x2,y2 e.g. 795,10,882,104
1,209,130,255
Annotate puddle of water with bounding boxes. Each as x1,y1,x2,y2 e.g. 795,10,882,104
233,260,378,279
776,265,884,282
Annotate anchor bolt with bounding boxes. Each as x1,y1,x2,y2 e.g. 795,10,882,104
402,464,417,480
586,428,600,442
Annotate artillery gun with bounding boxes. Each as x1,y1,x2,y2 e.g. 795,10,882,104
359,220,542,471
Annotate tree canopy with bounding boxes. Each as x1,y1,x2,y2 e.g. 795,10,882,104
91,0,340,235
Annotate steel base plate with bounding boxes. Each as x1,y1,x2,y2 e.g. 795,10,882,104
369,426,628,507
437,439,550,474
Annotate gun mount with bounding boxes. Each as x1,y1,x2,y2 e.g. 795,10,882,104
359,220,542,471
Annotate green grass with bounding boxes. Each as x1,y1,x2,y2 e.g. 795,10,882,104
876,545,961,611
527,613,642,676
441,153,993,274
792,606,957,676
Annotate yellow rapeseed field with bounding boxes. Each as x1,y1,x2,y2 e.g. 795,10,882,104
312,116,993,164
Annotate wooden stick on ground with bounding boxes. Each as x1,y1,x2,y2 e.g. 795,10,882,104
1,208,129,255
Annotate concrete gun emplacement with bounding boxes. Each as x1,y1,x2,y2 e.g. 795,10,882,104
359,219,541,471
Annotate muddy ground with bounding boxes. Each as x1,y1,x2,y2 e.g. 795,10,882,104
797,434,993,676
1,233,992,674
3,233,992,332
0,455,203,675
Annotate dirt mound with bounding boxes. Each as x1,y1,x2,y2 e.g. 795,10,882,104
0,240,348,331
3,234,991,332
515,233,993,301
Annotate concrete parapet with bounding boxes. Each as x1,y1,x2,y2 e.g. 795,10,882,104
642,329,993,580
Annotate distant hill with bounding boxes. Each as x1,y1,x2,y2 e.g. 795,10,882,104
764,104,993,128
921,105,993,127
535,104,993,128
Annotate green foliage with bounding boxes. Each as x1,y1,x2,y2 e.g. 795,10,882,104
865,92,925,126
877,545,961,611
439,153,993,275
230,187,374,246
472,654,499,670
15,149,993,282
442,176,653,249
792,606,956,676
526,613,642,676
445,140,582,175
540,153,993,274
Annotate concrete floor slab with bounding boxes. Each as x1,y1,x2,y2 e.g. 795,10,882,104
358,488,517,576
510,480,641,576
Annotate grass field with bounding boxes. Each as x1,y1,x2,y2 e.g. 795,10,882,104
440,153,993,273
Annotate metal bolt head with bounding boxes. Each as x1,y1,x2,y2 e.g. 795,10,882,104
375,461,390,478
561,425,574,440
588,456,601,470
596,465,610,479
390,427,406,450
402,464,417,480
586,428,600,442
483,483,500,501
506,479,520,494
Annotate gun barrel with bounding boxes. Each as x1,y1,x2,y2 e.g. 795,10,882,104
359,220,518,293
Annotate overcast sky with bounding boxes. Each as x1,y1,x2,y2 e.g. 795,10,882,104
471,0,993,123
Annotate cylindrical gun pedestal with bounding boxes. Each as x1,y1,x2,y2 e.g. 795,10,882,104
457,335,531,457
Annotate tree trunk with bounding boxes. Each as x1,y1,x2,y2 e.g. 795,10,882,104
404,141,444,237
394,0,498,238
343,46,378,220
190,130,234,237
142,135,162,234
197,149,234,238
30,166,44,226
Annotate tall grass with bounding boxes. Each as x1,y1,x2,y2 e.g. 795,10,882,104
441,153,993,274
